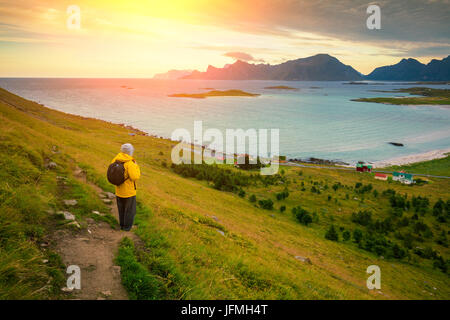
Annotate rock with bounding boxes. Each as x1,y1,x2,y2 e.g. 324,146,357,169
42,259,48,263
40,243,48,247
295,256,312,264
105,192,115,199
59,211,75,221
102,199,112,205
61,287,73,293
388,142,404,147
101,290,112,297
46,162,57,169
64,199,78,206
68,221,81,229
112,266,121,275
56,176,67,180
211,216,219,222
216,230,225,236
87,229,92,234
97,297,106,300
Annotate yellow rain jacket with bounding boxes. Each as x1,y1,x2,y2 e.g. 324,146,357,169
111,152,141,198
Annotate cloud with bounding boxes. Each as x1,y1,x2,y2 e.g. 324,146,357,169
223,51,265,62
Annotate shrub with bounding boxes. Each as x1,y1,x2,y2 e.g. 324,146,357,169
292,206,313,226
325,225,339,241
280,205,286,213
238,189,246,198
353,229,363,243
275,190,289,201
249,194,257,203
258,199,274,210
351,210,372,226
342,230,351,241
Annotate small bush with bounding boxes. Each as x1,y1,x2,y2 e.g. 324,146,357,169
325,225,339,241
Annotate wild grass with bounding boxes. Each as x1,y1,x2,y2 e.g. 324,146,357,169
1,87,449,299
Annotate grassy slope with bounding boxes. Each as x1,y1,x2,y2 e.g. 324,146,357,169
0,87,449,299
384,155,450,177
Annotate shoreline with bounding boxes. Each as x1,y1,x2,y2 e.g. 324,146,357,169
372,148,450,168
3,87,449,169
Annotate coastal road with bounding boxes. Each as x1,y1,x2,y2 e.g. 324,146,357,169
281,162,450,179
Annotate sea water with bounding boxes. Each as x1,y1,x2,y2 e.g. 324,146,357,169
1,78,449,165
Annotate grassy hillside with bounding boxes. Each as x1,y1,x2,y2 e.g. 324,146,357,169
385,155,450,177
0,87,449,299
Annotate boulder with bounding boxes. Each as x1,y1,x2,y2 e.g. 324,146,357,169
58,211,75,221
46,162,57,169
68,221,81,229
64,199,78,206
105,192,115,199
295,256,312,264
102,199,112,205
101,290,112,297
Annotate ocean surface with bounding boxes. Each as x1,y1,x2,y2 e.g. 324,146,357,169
1,78,449,165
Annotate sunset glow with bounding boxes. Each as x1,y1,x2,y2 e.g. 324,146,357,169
1,0,449,77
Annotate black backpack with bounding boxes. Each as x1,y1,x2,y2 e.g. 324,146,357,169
107,161,126,186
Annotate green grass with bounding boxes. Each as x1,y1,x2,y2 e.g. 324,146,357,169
384,154,450,176
352,87,450,105
115,237,161,300
0,86,449,300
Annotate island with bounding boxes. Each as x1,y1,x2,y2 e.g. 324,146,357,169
352,87,450,105
168,89,260,99
264,86,298,90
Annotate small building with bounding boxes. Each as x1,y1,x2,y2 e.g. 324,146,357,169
392,171,414,184
356,163,372,173
375,173,388,181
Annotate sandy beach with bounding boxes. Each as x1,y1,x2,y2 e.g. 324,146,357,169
372,148,450,168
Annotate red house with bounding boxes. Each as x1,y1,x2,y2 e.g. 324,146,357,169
356,163,372,173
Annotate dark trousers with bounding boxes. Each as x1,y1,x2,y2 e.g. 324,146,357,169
116,196,136,231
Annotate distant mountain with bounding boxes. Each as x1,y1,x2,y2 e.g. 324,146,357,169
153,69,193,80
366,55,450,81
183,54,363,81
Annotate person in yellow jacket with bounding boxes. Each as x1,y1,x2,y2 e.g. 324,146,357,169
111,143,140,231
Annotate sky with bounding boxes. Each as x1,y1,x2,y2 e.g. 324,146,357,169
0,0,449,77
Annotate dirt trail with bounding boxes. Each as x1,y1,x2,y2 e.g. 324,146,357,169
52,167,139,300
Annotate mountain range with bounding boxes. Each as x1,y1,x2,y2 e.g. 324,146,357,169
155,54,450,81
366,56,450,81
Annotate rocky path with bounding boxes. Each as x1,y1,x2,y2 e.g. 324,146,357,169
52,167,139,300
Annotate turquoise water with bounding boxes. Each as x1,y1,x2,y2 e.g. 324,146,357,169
1,78,449,164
